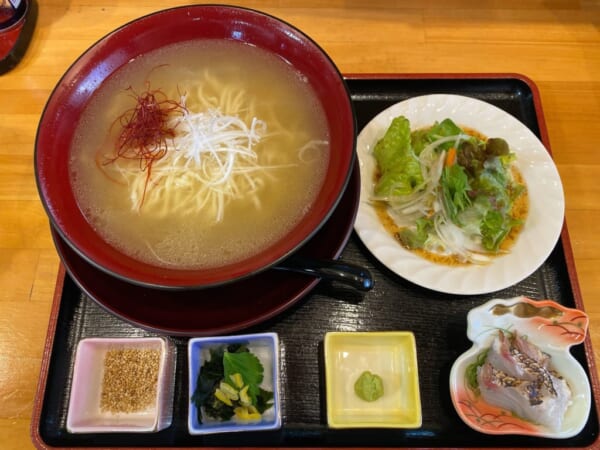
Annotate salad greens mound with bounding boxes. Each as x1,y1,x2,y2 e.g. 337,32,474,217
372,116,526,263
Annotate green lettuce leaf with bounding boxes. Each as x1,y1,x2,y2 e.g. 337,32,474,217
396,217,433,250
441,164,472,223
373,116,423,197
480,209,521,251
412,118,463,154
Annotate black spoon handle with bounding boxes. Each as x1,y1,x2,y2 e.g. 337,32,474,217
274,255,374,291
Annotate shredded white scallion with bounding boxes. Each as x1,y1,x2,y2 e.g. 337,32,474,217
103,75,330,224
115,100,298,222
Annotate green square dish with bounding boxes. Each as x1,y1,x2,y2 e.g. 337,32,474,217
324,331,421,429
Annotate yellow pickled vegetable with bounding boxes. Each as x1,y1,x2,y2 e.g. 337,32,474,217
234,406,261,421
239,385,252,406
215,388,233,406
229,373,244,389
219,381,239,400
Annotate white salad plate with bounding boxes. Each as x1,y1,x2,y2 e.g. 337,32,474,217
449,296,591,439
354,94,565,295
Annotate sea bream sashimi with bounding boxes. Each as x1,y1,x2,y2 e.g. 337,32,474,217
485,330,554,391
476,331,571,431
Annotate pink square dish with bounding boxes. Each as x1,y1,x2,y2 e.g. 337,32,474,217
66,337,175,433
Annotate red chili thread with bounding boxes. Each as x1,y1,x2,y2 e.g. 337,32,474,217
104,84,186,206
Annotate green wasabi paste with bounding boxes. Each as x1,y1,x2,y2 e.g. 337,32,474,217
354,370,384,402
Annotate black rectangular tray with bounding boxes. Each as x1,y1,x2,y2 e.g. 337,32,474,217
32,75,600,449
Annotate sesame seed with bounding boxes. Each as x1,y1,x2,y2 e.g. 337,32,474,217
100,348,161,414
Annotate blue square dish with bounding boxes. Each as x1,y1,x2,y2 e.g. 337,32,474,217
188,332,281,435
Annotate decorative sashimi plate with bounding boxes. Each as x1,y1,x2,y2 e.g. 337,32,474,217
449,296,591,439
354,94,564,294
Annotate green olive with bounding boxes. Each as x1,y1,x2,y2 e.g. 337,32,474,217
485,137,510,156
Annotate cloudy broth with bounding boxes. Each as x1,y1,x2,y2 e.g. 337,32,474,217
69,40,330,269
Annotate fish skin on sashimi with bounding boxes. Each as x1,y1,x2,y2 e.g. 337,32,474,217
486,331,555,393
477,331,571,431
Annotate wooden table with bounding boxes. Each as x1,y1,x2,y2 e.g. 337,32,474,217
1,1,599,448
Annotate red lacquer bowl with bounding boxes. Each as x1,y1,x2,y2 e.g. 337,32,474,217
35,5,355,290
